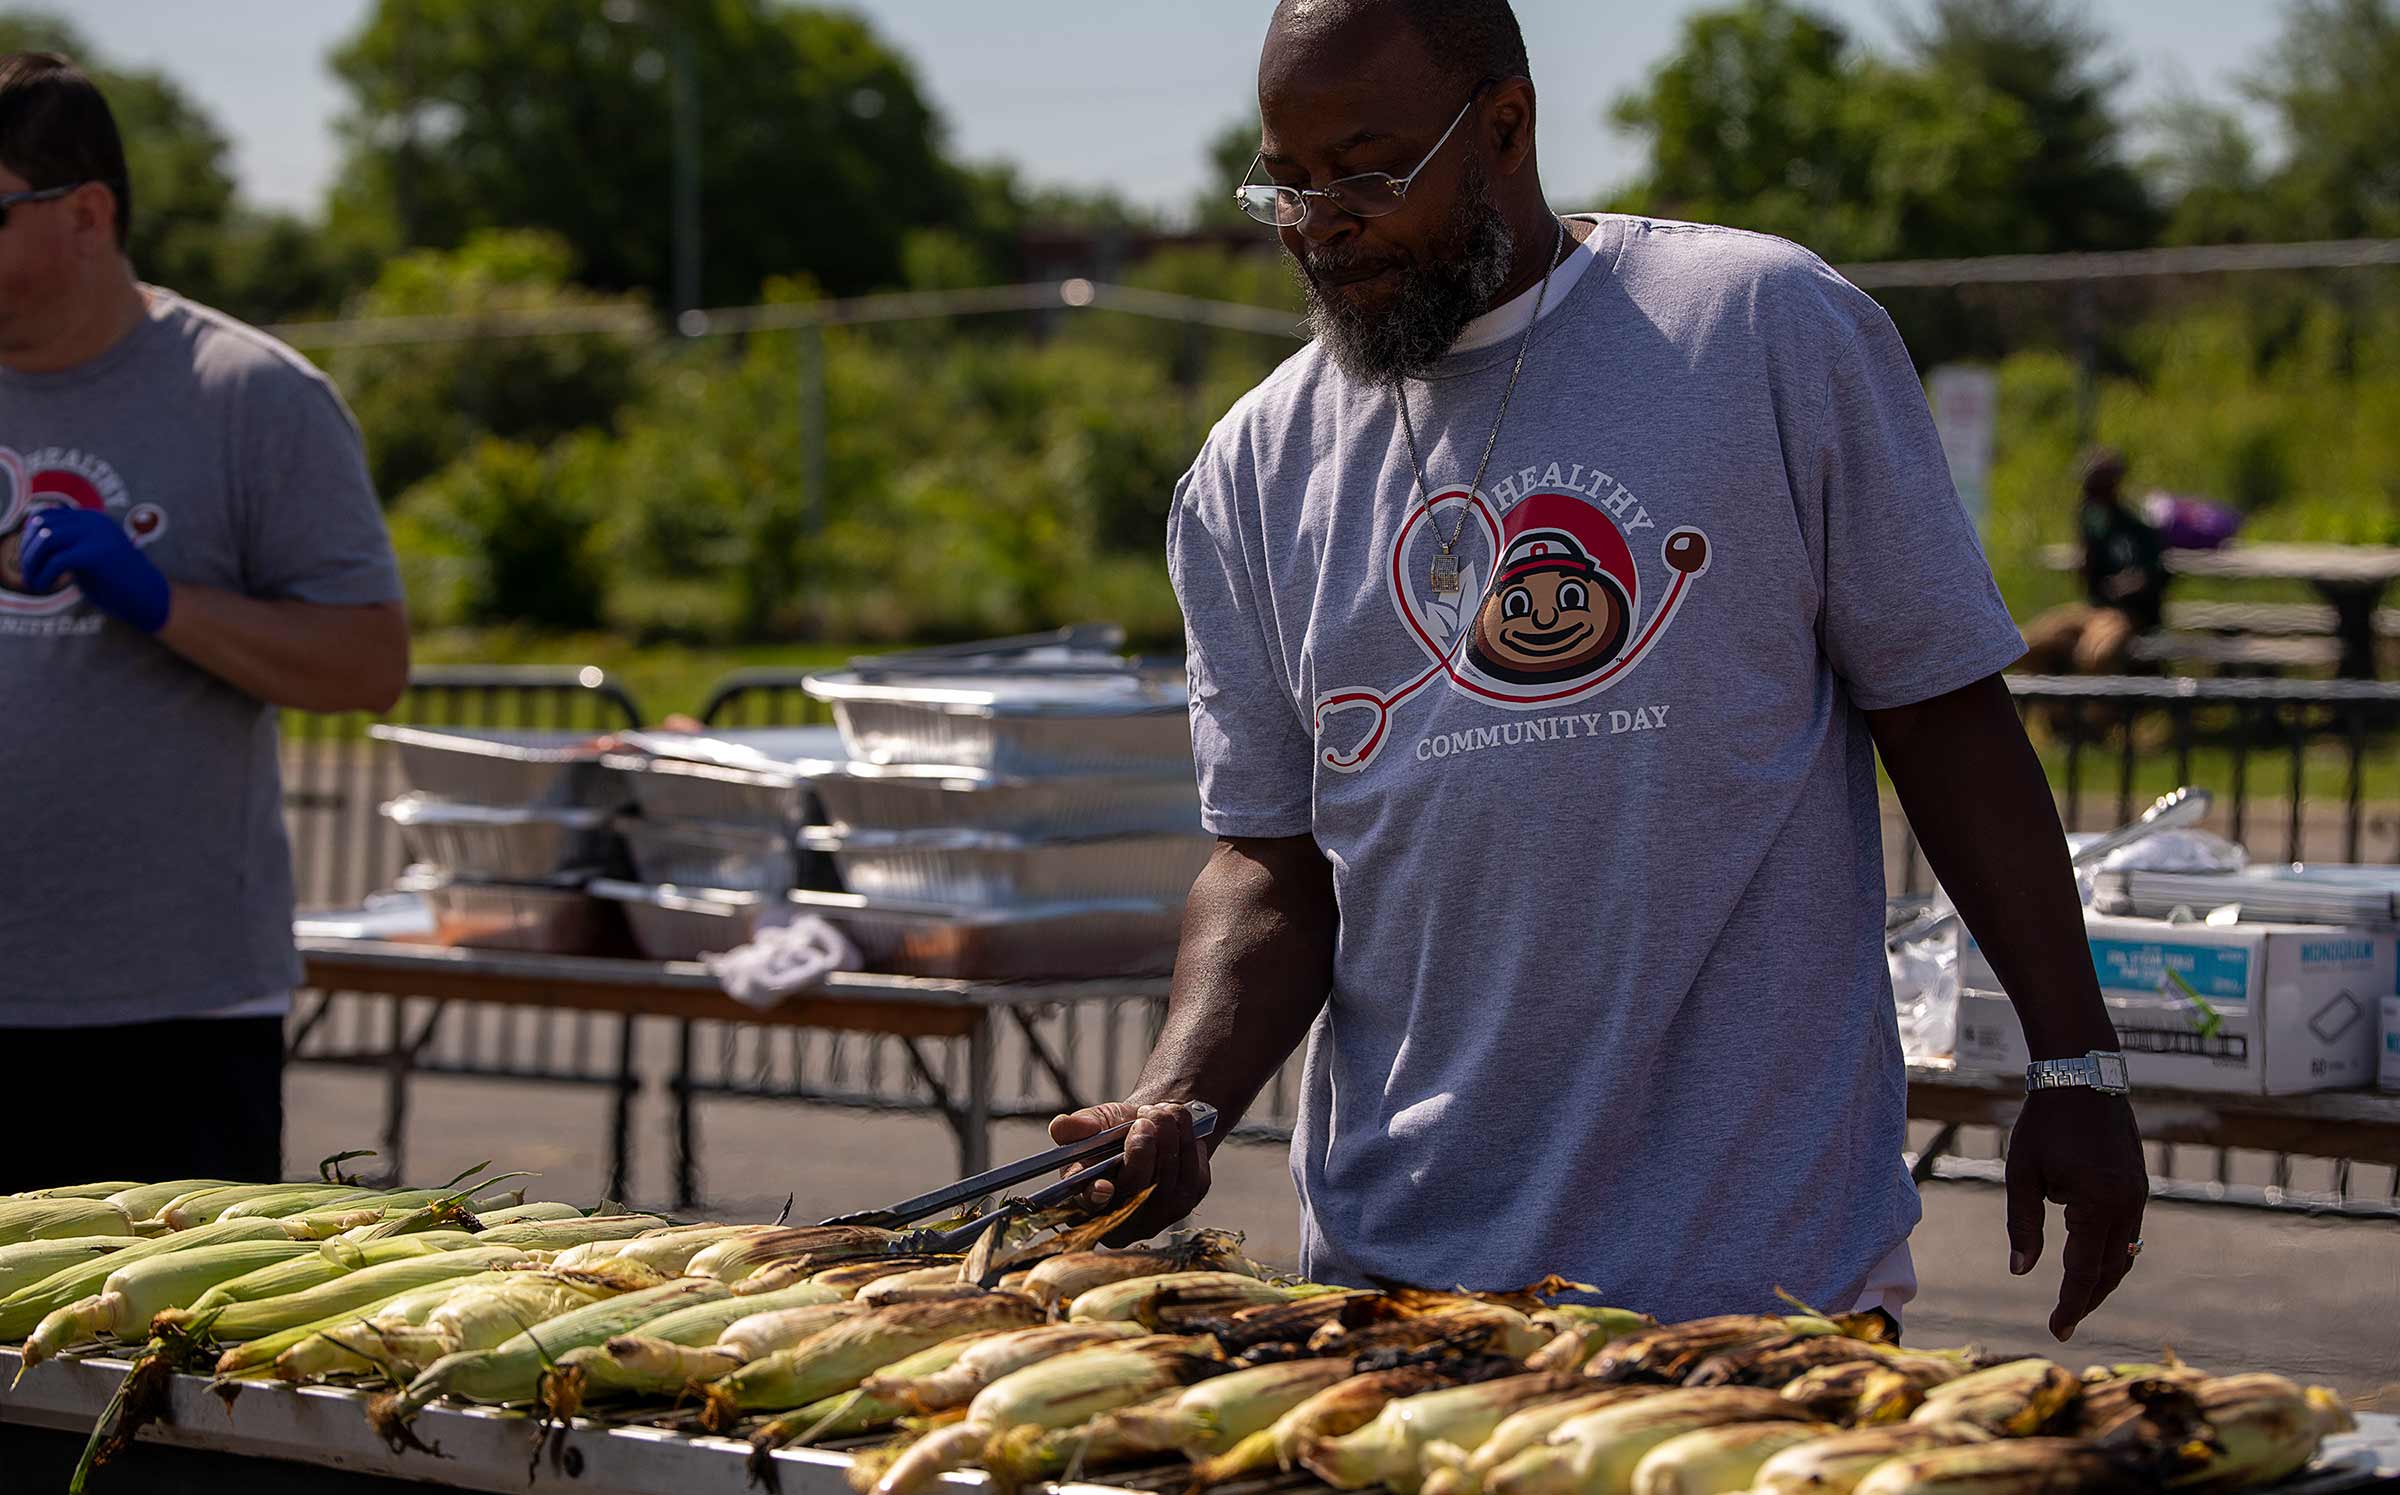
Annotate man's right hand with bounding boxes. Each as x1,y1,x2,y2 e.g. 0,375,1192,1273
1050,1099,1213,1245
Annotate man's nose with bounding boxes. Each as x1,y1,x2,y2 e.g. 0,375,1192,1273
1287,195,1356,246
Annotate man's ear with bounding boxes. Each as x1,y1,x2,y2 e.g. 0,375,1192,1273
1485,78,1537,177
68,180,120,256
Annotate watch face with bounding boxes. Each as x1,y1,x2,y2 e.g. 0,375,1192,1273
2094,1053,2129,1090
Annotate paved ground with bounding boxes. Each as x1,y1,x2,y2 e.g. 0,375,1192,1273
288,1067,2400,1411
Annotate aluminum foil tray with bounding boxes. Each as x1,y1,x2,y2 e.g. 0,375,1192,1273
606,753,821,830
811,761,1201,838
590,878,763,962
617,814,802,895
396,867,602,954
789,889,1181,980
803,670,1192,774
616,726,849,772
371,725,628,809
799,827,1210,907
383,793,615,880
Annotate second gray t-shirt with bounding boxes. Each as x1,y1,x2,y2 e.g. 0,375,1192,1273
1169,216,2026,1320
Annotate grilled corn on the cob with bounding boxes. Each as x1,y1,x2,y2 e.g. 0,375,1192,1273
1480,1387,1810,1495
1300,1373,1586,1495
1191,1361,1493,1490
1067,1269,1291,1324
1420,1387,1670,1495
873,1322,1150,1413
1626,1420,1832,1495
1908,1360,2079,1437
1850,1437,2124,1494
2166,1373,2356,1492
1018,1231,1253,1308
699,1292,1049,1430
1748,1423,1992,1495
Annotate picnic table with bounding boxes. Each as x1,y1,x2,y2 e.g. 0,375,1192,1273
297,938,1168,1210
2046,542,2400,678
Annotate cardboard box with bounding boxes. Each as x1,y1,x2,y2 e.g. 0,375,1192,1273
2381,993,2400,1092
1950,915,2391,1094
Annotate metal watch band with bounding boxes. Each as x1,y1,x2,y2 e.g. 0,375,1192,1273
2024,1051,2130,1095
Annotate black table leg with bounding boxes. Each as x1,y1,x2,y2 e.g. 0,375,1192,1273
2317,580,2385,679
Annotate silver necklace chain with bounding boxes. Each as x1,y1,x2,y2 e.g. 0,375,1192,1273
1395,217,1568,596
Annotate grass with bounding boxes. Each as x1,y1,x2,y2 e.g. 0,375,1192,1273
406,628,862,723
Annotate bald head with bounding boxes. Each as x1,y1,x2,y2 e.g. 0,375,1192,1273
1267,0,1529,96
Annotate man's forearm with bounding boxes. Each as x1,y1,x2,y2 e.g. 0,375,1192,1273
1868,674,2118,1060
158,586,411,715
1132,834,1339,1136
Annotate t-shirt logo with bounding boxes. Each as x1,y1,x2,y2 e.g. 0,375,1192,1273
0,444,166,621
1314,478,1711,773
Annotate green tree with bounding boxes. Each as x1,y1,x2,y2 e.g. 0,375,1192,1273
327,0,988,305
1195,114,1262,227
1898,0,2162,251
313,229,652,500
2145,95,2271,246
2247,0,2400,237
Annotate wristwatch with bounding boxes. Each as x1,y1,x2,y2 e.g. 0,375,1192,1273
2024,1051,2131,1096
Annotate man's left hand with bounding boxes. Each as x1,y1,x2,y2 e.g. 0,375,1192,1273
19,507,171,633
2004,1087,2148,1341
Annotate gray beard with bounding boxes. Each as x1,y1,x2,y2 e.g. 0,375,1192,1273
1295,178,1518,385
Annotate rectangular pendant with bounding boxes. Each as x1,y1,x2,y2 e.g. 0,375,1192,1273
1429,552,1461,597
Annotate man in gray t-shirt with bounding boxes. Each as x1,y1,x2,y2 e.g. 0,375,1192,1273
1055,0,2149,1343
0,54,407,1190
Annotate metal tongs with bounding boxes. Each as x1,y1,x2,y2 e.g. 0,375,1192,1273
821,1101,1218,1255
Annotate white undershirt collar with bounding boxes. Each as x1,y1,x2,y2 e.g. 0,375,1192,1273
1446,216,1602,356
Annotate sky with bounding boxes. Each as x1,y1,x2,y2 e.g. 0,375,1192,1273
56,0,2285,220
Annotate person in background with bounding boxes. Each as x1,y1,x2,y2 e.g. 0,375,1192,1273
2021,447,2168,675
0,53,409,1191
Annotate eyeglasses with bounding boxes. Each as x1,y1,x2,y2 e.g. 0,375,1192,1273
1235,86,1487,229
0,182,86,230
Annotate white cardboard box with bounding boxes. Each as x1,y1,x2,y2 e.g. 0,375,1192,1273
2381,993,2400,1092
1951,915,2391,1094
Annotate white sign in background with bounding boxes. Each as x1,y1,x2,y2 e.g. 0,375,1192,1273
1928,364,1999,532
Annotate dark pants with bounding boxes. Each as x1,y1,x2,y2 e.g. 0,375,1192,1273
0,1017,283,1193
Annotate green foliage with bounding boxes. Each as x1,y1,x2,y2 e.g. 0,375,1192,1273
319,229,652,500
326,0,987,303
2244,0,2400,238
392,436,611,629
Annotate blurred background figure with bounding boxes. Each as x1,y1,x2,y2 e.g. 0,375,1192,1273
2020,447,2168,676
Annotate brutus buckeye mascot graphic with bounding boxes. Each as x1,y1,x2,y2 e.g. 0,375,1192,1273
1467,491,1642,685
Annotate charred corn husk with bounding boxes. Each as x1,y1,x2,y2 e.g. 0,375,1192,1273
1421,1386,1671,1495
1909,1359,2079,1436
750,1335,991,1452
1067,1269,1292,1324
700,1292,1048,1430
0,1197,134,1246
1525,1308,1658,1373
1215,1290,1377,1356
1311,1302,1553,1362
2166,1373,2357,1492
715,1301,871,1361
1191,1361,1488,1490
21,1238,318,1367
854,1265,973,1307
867,1335,1226,1495
1018,1231,1253,1308
160,1244,529,1343
375,1276,732,1431
1588,1316,1837,1385
1851,1437,2125,1494
1479,1387,1810,1495
0,1237,135,1297
0,1216,295,1339
807,1253,965,1298
1781,1353,1972,1424
689,1226,906,1283
1749,1423,1992,1495
874,1322,1148,1413
184,1235,466,1314
1688,1333,1897,1388
1300,1373,1585,1495
1627,1420,1832,1495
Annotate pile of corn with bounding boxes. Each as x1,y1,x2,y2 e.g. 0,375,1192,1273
2,1178,2364,1495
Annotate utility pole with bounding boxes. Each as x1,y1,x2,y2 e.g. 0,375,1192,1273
669,25,703,328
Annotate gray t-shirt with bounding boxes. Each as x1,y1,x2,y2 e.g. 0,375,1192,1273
1169,216,2026,1320
0,289,401,1028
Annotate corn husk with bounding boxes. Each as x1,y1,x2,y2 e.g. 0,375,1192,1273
867,1335,1226,1495
184,1236,468,1314
265,1267,636,1383
8,1182,143,1201
102,1180,236,1222
1066,1269,1290,1324
166,1245,528,1343
466,1213,672,1251
1851,1437,2125,1494
1480,1387,1810,1495
2166,1374,2357,1492
0,1198,134,1247
470,1202,587,1226
807,1253,963,1298
1300,1373,1587,1495
1192,1362,1474,1490
1421,1386,1671,1495
749,1336,993,1454
1909,1359,2079,1436
21,1238,322,1368
1018,1231,1254,1308
1627,1420,1832,1495
1310,1302,1553,1362
229,1269,524,1380
0,1216,300,1340
1750,1423,1992,1495
158,1183,362,1230
1587,1316,1836,1386
717,1300,870,1361
553,1223,774,1274
0,1237,137,1299
700,1292,1047,1431
870,1322,1147,1413
997,1357,1355,1485
1782,1354,1972,1424
684,1225,902,1283
854,1265,973,1307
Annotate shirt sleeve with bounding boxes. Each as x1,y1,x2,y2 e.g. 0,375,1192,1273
234,364,404,606
1167,446,1316,839
1803,276,2026,710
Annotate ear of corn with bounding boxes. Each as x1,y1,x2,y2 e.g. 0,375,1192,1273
607,1281,846,1349
468,1202,585,1225
0,1198,135,1246
1626,1419,1832,1495
1083,1357,1356,1460
169,1244,529,1343
1750,1423,1992,1495
715,1301,870,1361
381,1276,734,1422
1447,1386,1673,1488
854,1264,972,1307
698,1292,1047,1431
1909,1360,2079,1436
1782,1355,1966,1425
1018,1234,1256,1308
184,1236,466,1315
1587,1316,1833,1386
541,1335,746,1418
0,1217,305,1340
1525,1309,1656,1373
218,1187,392,1221
103,1180,237,1222
750,1335,994,1453
159,1184,363,1230
20,1238,319,1367
806,1253,963,1298
870,1322,1147,1413
263,1269,624,1383
1300,1373,1586,1495
570,1224,777,1275
221,1269,527,1380
1066,1270,1291,1324
0,1237,137,1298
8,1182,144,1201
686,1226,906,1284
465,1213,672,1252
1191,1362,1465,1490
1479,1387,1810,1495
2164,1373,2356,1492
1850,1437,2124,1494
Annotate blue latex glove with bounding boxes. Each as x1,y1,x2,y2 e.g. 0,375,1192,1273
17,507,171,633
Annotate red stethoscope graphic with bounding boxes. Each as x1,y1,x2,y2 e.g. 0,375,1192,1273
1312,488,1711,774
